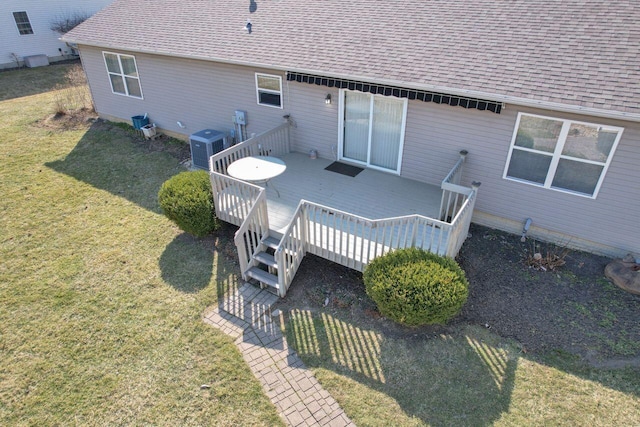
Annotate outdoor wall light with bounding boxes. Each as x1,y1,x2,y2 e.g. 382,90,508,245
325,94,332,104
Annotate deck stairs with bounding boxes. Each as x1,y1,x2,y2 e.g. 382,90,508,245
244,232,282,292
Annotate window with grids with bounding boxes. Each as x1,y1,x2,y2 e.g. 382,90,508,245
255,73,282,108
13,11,33,35
103,52,143,98
504,113,623,198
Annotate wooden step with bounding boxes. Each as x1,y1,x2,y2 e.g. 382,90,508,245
262,235,280,250
246,267,278,289
254,251,277,268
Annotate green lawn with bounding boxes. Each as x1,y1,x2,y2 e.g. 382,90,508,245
2,63,638,427
284,313,640,426
0,64,282,426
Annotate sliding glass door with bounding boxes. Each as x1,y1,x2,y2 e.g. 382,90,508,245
343,91,370,163
341,90,407,174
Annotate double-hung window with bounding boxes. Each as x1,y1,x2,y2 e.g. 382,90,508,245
255,73,282,108
504,113,623,198
13,11,33,35
103,52,143,98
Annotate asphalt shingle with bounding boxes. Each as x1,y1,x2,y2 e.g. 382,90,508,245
64,0,640,117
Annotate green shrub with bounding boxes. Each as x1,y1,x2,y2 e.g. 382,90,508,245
363,248,468,326
158,170,219,237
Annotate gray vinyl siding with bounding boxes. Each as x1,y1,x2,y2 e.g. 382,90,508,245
463,105,640,256
80,45,289,138
286,84,339,160
1,0,113,68
79,45,639,255
402,100,509,185
287,85,640,256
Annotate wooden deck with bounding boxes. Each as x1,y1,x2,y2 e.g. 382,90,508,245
209,123,477,296
257,153,443,232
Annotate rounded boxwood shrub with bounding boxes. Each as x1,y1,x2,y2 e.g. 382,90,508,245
158,170,219,237
363,248,468,326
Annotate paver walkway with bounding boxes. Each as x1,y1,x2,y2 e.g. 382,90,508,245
203,282,355,427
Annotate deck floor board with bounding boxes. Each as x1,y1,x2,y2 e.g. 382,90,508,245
258,153,443,232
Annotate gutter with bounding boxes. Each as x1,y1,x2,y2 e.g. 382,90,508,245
62,37,640,124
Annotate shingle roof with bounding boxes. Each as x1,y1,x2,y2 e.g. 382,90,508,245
64,0,640,120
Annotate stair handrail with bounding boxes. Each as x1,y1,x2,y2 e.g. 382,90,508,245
233,189,270,281
445,182,480,256
274,202,307,297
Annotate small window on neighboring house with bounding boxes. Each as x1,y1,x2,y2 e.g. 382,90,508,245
255,73,283,108
13,11,34,35
504,113,623,198
103,52,143,99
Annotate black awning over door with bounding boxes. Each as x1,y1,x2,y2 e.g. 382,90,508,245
286,72,502,114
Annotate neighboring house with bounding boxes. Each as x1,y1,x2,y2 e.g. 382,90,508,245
63,0,639,291
1,0,114,69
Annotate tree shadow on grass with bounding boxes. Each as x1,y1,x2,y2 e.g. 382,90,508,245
0,60,81,102
46,120,185,213
47,120,219,293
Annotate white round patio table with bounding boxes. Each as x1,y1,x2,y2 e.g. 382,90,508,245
227,156,286,197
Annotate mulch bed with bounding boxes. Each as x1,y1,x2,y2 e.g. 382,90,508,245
271,223,640,364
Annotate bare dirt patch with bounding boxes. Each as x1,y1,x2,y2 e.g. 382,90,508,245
38,109,98,131
108,122,192,162
268,224,640,364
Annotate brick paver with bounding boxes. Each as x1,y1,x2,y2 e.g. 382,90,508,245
203,283,355,427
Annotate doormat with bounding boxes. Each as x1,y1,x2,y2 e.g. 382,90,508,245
324,162,364,177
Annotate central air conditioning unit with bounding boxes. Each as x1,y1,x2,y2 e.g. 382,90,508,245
189,129,225,170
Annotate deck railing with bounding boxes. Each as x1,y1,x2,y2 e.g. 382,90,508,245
208,122,478,297
210,173,263,226
440,150,469,221
209,122,291,225
445,183,479,257
209,123,290,283
233,190,270,281
209,122,291,175
274,182,478,296
282,184,476,271
275,203,307,297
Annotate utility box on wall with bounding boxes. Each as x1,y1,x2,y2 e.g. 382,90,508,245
189,129,225,170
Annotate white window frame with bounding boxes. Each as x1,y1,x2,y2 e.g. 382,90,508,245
13,11,34,35
255,73,283,108
102,51,143,99
503,112,624,199
337,89,407,175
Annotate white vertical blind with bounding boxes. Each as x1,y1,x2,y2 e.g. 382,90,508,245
343,91,370,162
370,97,403,170
342,91,405,173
